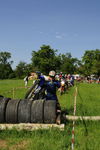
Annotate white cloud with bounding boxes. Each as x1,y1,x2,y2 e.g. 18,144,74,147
55,32,67,39
55,35,63,39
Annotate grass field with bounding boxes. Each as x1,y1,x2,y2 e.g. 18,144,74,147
76,83,100,116
0,80,100,150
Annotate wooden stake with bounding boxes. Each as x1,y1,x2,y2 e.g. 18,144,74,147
13,88,15,99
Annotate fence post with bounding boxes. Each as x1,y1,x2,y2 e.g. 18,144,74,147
13,88,15,99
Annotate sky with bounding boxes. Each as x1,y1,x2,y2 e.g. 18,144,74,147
0,0,100,68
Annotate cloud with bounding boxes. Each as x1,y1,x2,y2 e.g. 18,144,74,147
55,32,67,39
55,35,63,39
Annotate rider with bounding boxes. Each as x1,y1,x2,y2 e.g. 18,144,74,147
34,70,61,101
34,70,61,103
45,71,61,124
45,70,61,101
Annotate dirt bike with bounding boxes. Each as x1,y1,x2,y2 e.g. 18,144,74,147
24,79,46,100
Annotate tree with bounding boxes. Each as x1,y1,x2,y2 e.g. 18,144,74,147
59,53,79,74
31,45,61,74
0,52,13,65
15,61,33,78
0,51,13,79
15,61,29,78
82,49,100,76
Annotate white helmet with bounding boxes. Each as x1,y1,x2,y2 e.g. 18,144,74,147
49,70,56,77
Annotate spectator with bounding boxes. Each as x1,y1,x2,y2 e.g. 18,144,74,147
24,75,29,88
70,75,74,86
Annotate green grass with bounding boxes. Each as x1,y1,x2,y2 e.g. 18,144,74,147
0,122,100,150
75,121,100,150
0,79,33,99
0,80,100,150
58,82,100,116
76,83,100,116
0,128,72,150
58,87,75,115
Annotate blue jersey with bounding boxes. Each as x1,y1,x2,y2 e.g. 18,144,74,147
38,75,45,87
45,80,61,101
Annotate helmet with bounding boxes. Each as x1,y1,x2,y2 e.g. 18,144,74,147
49,70,56,77
35,71,41,76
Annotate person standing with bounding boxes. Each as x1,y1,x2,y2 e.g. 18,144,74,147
24,75,29,88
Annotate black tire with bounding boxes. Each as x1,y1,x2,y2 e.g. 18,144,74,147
0,95,4,100
25,80,39,99
6,99,21,123
18,99,32,123
44,100,56,124
31,100,44,123
0,97,11,123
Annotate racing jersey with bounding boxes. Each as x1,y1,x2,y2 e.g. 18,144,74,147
45,80,61,100
38,75,45,87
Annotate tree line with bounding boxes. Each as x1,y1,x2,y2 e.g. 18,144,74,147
0,45,100,79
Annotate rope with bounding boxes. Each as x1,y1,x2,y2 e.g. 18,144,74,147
1,86,31,98
71,86,77,150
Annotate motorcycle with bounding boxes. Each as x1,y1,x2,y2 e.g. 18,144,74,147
24,79,46,100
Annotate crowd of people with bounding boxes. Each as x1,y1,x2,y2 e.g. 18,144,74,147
24,71,100,100
53,73,74,95
86,75,100,84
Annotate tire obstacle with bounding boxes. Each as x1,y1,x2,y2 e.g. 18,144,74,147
0,97,11,123
0,96,57,124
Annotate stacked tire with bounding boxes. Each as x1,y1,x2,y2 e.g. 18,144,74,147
31,100,56,123
0,97,11,123
44,100,56,123
18,99,32,123
6,99,21,123
0,96,57,124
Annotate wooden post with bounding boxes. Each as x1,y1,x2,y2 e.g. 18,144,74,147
13,88,15,99
66,115,100,121
0,123,65,131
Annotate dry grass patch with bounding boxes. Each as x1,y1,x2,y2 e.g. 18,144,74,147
9,140,29,150
0,139,8,149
